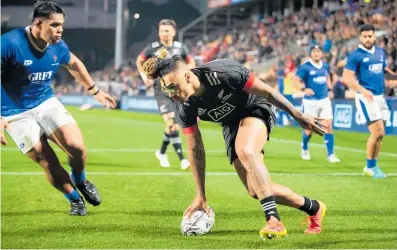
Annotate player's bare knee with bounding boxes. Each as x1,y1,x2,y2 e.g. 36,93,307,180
65,139,86,158
373,129,385,140
236,146,256,161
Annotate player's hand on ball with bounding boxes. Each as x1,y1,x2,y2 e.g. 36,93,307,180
94,90,116,108
0,119,10,146
296,113,327,136
184,195,211,219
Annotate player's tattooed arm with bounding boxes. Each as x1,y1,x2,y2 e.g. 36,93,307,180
185,128,206,197
245,77,301,119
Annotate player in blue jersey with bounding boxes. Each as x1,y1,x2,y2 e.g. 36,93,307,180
0,1,116,215
294,45,341,163
342,24,397,178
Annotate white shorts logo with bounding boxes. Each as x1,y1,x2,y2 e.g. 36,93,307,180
207,103,235,122
334,104,352,128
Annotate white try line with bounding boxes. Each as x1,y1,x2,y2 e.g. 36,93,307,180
1,171,397,177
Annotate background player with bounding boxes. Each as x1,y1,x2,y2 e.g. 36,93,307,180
1,1,116,215
142,50,327,239
136,19,195,170
342,24,397,178
294,45,340,163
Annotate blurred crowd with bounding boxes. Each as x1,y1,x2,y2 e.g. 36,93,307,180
54,0,397,101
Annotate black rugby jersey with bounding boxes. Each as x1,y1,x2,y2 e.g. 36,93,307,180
175,59,275,129
139,41,193,95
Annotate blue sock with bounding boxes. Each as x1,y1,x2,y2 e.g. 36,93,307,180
366,159,377,168
71,169,86,185
302,132,311,150
64,189,80,202
324,133,334,156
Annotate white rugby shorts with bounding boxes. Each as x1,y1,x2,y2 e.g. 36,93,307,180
302,97,333,120
4,97,76,154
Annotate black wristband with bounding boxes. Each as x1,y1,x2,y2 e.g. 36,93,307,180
88,85,96,91
301,87,306,91
328,88,332,92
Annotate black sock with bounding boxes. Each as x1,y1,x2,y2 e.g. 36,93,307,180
260,196,281,221
170,131,185,160
160,132,170,154
299,196,320,216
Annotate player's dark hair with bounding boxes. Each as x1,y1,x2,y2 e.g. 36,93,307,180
32,0,65,22
159,19,177,30
359,24,375,33
143,49,184,80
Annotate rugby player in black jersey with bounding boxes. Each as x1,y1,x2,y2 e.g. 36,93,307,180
142,50,327,239
136,19,195,170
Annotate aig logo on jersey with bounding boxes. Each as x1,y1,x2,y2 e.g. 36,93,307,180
368,63,383,74
208,103,235,122
28,71,53,82
334,104,352,128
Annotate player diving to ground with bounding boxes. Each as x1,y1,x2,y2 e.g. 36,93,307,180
294,44,340,163
142,49,327,239
0,1,116,215
342,24,397,178
136,19,195,170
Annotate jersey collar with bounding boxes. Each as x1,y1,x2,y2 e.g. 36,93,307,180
358,44,375,54
25,26,49,53
308,59,323,69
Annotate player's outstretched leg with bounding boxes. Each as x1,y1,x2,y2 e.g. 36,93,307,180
234,159,326,234
272,183,326,234
234,117,287,240
49,124,101,206
301,130,312,160
363,120,386,178
324,119,340,163
27,136,87,216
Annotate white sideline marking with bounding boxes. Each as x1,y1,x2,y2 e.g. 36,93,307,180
1,146,396,158
1,171,397,177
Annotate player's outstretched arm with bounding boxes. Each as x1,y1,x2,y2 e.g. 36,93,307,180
63,53,116,108
245,77,327,136
182,125,210,218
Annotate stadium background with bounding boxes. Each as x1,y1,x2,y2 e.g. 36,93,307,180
1,0,397,249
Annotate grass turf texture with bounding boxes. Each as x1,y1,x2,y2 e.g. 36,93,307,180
1,107,397,249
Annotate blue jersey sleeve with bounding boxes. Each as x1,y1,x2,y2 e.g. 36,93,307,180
345,52,360,72
58,40,71,65
295,65,307,83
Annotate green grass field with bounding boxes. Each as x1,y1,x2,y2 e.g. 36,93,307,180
1,107,397,249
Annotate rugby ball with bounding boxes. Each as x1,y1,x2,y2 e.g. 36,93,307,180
181,208,215,236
